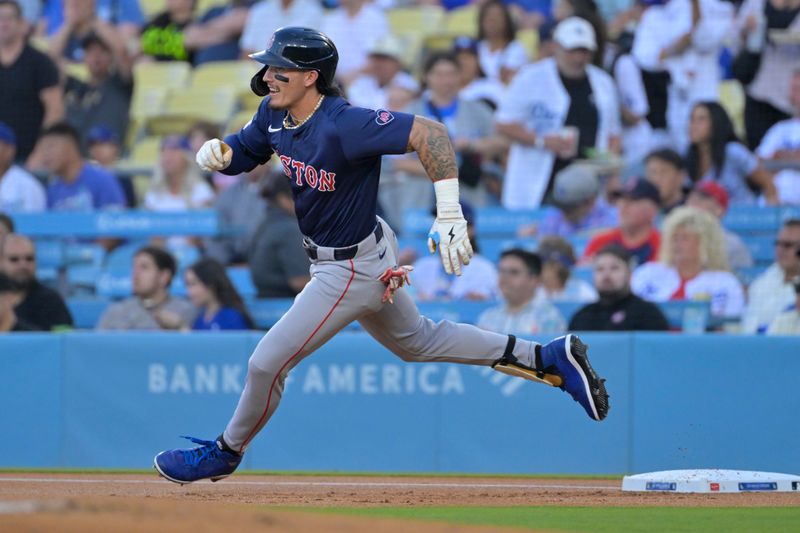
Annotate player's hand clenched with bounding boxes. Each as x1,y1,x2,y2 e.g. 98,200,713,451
196,139,233,171
428,212,473,276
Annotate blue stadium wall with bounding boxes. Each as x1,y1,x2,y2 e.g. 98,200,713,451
1,332,798,475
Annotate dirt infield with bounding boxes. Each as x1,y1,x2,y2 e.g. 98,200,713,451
1,473,798,532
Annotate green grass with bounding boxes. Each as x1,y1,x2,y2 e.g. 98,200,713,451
327,506,800,532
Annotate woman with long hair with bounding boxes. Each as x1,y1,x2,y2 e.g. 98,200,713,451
685,102,776,205
144,135,215,211
476,0,529,84
184,258,255,330
631,206,745,318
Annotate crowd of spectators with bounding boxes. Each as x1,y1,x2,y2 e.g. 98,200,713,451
0,0,799,335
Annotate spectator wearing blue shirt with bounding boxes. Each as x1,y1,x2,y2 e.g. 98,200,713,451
42,0,144,45
184,257,255,331
40,122,126,211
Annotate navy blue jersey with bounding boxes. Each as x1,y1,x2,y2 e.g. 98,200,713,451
223,96,414,247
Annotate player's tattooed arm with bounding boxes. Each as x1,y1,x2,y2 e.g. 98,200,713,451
406,116,458,182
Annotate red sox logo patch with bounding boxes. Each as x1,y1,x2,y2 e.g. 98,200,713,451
375,109,394,126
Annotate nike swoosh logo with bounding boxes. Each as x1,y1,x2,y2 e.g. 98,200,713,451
268,125,282,132
448,226,455,244
378,249,386,260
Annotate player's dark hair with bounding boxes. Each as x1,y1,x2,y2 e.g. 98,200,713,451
0,0,22,18
645,148,685,171
500,248,542,276
0,212,14,233
317,78,343,97
187,258,255,329
135,245,177,286
39,121,82,149
686,102,738,183
478,0,516,44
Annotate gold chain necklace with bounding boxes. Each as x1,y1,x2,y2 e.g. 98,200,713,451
283,95,325,130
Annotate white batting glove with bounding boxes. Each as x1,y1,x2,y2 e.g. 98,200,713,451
427,179,473,276
196,138,232,171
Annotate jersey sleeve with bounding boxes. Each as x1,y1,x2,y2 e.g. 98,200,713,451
222,99,275,175
335,107,415,161
495,68,533,124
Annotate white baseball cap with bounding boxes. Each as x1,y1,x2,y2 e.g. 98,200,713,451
553,17,597,51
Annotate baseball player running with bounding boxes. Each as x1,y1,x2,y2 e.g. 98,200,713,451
154,27,609,485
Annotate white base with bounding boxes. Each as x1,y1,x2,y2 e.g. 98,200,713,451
622,469,800,493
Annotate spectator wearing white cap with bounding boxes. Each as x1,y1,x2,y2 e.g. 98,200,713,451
496,17,621,209
346,35,420,111
0,122,45,213
537,163,618,238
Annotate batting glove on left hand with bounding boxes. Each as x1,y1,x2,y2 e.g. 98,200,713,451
428,207,473,276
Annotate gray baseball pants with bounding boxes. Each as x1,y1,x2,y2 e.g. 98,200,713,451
223,218,537,453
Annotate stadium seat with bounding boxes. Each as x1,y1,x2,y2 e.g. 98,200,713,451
34,239,64,270
147,87,237,135
116,136,162,174
133,61,191,92
444,5,478,36
741,235,776,266
478,237,536,263
553,301,584,324
139,0,165,18
247,298,293,329
239,91,263,112
388,6,445,38
226,266,257,299
516,28,539,60
64,62,89,83
476,207,548,237
104,241,148,270
226,110,255,135
67,297,110,329
191,60,260,91
722,205,780,234
130,86,169,122
735,265,766,286
719,80,745,140
195,0,227,16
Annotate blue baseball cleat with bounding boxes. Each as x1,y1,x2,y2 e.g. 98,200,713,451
539,334,609,421
154,436,242,485
493,334,609,421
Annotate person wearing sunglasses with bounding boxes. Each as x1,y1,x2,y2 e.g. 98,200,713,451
767,275,800,335
742,218,800,333
0,233,73,330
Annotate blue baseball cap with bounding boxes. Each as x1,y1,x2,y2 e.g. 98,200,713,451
160,135,192,151
452,36,478,55
0,122,17,146
87,125,120,145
